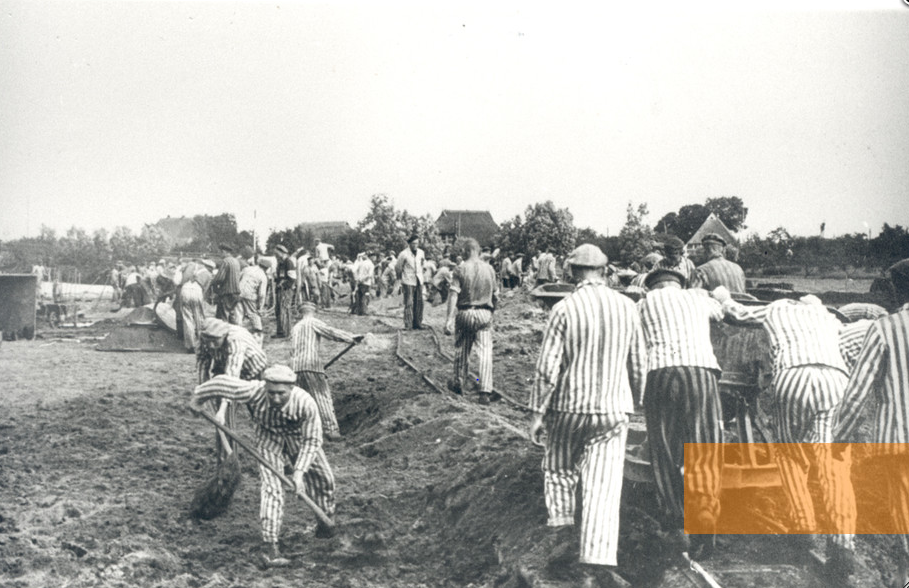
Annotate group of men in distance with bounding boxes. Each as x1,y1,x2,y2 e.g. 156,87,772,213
529,233,909,586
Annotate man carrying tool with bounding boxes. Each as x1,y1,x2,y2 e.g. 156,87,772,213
719,291,858,576
197,317,268,383
444,238,499,405
529,244,646,587
637,269,726,557
291,301,365,441
837,259,909,585
191,365,336,563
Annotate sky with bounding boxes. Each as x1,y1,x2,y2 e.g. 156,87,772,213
1,1,907,246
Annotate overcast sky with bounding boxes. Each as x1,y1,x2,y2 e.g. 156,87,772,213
1,1,907,245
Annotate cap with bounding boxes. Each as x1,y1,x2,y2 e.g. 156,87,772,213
201,259,216,270
263,365,296,384
644,268,686,289
300,301,316,312
200,317,229,339
274,244,289,255
256,257,272,269
219,243,234,253
837,302,888,322
663,236,685,252
889,258,909,281
641,252,663,267
701,233,727,247
566,244,608,268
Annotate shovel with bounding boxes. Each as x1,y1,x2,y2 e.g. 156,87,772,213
194,409,335,529
189,420,242,520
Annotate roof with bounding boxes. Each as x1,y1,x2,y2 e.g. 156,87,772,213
296,222,352,239
435,210,499,247
686,213,737,247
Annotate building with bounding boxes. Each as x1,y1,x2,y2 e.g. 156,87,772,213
295,222,353,241
435,210,499,248
686,213,737,254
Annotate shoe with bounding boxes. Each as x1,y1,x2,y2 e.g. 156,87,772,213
283,464,294,477
325,431,343,442
446,379,463,395
825,542,856,577
478,392,492,405
315,521,337,539
271,334,286,339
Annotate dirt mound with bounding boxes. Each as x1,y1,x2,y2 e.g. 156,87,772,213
96,325,186,353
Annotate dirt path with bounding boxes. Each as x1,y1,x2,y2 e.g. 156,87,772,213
0,290,901,587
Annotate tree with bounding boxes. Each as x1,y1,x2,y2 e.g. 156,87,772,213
520,201,577,257
870,224,909,269
357,194,408,254
705,196,748,232
654,212,678,235
674,204,711,242
617,202,655,265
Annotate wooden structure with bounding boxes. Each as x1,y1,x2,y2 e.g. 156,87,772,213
0,274,38,340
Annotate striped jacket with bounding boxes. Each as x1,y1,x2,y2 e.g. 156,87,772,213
531,279,646,415
696,257,747,294
291,315,356,373
838,319,874,373
837,305,909,447
637,287,723,372
193,376,323,472
722,298,848,376
197,324,268,383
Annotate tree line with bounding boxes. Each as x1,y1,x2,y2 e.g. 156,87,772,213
1,194,906,283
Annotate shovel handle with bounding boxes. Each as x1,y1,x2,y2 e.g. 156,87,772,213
323,340,357,370
194,409,335,528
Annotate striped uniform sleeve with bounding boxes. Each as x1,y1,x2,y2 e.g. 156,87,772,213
284,391,324,473
722,299,769,323
196,349,213,384
627,310,647,405
192,375,263,408
530,305,567,413
839,320,873,373
313,318,356,343
836,324,886,440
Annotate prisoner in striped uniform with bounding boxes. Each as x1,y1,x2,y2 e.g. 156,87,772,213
722,293,857,574
238,258,269,346
272,245,297,339
291,302,363,441
196,318,268,384
191,366,335,560
637,269,725,556
529,244,646,581
178,261,207,352
445,238,499,405
837,259,909,584
655,236,701,289
695,233,747,294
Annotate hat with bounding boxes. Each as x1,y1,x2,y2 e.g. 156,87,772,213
219,243,234,253
200,317,229,339
663,236,685,252
274,244,289,255
256,257,272,269
838,302,888,322
407,234,420,244
641,252,663,267
567,244,608,268
701,233,726,247
263,365,296,384
644,268,686,289
201,259,216,270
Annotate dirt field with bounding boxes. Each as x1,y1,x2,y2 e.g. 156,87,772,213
0,286,903,587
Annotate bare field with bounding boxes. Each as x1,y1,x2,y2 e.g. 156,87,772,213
0,289,901,587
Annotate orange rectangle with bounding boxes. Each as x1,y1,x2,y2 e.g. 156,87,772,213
683,443,909,534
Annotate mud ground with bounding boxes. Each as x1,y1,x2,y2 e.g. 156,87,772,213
0,287,903,587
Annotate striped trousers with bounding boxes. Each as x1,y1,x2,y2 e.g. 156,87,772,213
179,282,206,351
542,411,628,566
454,308,494,393
403,284,424,329
296,371,339,436
256,430,335,545
275,288,293,337
882,456,909,559
773,366,855,547
643,366,724,529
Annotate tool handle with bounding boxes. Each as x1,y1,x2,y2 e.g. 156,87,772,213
195,409,335,528
323,341,357,370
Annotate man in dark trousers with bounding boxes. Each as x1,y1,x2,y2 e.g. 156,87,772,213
395,234,426,329
444,238,499,405
273,244,297,339
211,243,242,324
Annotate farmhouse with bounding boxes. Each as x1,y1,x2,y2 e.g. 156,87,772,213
435,210,499,248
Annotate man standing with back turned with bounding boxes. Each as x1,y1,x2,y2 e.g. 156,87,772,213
444,238,499,405
529,244,646,587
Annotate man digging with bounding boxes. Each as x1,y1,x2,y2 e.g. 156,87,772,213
191,365,337,564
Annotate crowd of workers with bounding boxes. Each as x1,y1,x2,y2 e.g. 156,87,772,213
101,231,909,586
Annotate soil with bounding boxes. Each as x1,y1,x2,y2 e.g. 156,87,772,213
0,286,902,587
